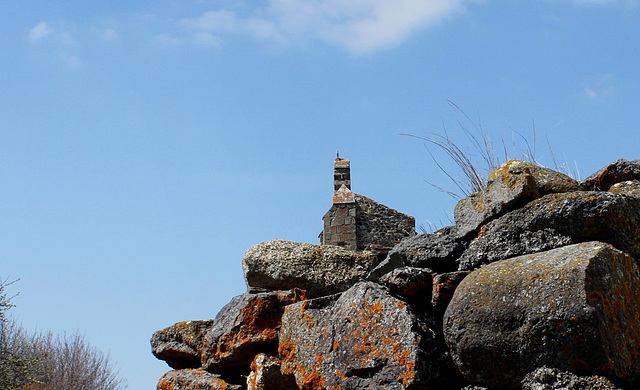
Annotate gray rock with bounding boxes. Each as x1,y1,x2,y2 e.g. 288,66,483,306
453,160,580,238
201,289,306,371
457,191,640,270
247,353,297,390
156,369,242,390
368,226,465,281
279,281,460,389
582,159,640,190
151,320,214,370
521,366,624,390
378,266,433,304
243,239,378,298
609,180,640,198
444,242,640,389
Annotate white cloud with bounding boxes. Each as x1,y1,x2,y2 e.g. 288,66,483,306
101,28,119,42
28,21,52,42
583,87,598,99
179,0,464,54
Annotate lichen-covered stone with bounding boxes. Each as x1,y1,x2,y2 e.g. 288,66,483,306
609,180,640,198
582,159,640,190
157,369,241,390
431,271,469,310
457,191,640,270
521,366,624,390
151,320,214,369
246,354,297,390
279,281,459,389
454,160,581,238
201,288,306,371
444,242,640,389
243,239,377,298
368,227,465,281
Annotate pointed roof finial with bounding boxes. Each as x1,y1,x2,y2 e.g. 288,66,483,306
336,151,340,159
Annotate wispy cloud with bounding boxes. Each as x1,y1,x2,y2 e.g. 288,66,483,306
28,21,53,43
179,0,464,54
583,73,616,99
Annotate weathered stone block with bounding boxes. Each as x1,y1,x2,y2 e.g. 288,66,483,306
444,242,640,389
201,289,306,371
279,281,458,389
157,369,241,390
243,239,377,298
457,191,640,270
454,160,581,238
246,354,297,390
151,320,214,369
582,159,640,190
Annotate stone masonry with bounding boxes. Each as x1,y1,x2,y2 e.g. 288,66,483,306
320,156,415,254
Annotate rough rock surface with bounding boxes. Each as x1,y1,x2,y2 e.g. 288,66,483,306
609,180,640,198
246,354,297,390
279,281,459,389
521,366,623,390
378,266,433,304
201,288,306,371
431,271,469,310
454,160,579,237
582,159,640,190
368,226,465,280
243,239,377,298
444,242,640,389
151,320,215,369
457,191,640,270
157,369,241,390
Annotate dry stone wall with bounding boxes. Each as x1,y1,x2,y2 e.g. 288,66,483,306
151,158,640,390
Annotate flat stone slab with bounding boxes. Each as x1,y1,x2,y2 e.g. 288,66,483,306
243,239,377,298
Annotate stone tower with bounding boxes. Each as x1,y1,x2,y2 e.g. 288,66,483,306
320,155,416,254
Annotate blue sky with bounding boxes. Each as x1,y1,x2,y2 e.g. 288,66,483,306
1,1,639,388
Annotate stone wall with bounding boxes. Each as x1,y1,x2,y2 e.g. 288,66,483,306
354,194,415,253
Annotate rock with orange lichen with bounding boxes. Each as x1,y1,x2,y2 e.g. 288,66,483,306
151,320,214,369
246,353,298,390
581,159,640,191
457,191,640,270
279,281,461,389
454,160,580,238
157,369,241,390
201,288,306,372
444,242,640,389
242,239,378,298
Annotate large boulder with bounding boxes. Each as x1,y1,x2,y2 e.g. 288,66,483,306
157,369,241,390
279,281,459,389
581,159,640,190
201,288,306,371
444,242,640,389
457,191,640,270
454,160,580,237
521,366,624,390
243,239,378,298
151,320,214,369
